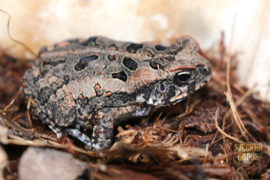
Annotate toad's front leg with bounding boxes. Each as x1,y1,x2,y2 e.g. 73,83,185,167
92,105,152,150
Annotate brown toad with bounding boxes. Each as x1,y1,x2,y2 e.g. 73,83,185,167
22,36,211,150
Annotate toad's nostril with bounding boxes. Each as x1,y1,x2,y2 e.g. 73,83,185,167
202,67,207,73
197,65,209,75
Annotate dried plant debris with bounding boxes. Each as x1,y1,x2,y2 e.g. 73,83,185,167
0,112,37,140
88,163,163,180
178,107,227,134
1,34,270,179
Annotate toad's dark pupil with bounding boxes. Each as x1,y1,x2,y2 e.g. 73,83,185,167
177,73,190,82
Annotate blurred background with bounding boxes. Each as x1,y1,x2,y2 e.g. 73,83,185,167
0,0,269,102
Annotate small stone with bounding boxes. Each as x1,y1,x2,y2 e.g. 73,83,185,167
18,147,87,180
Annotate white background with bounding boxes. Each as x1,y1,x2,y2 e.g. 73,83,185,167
1,0,270,101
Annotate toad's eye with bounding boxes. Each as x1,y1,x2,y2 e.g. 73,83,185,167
173,70,192,85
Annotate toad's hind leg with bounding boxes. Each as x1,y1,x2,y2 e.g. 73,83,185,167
29,106,63,139
60,108,114,151
29,104,92,148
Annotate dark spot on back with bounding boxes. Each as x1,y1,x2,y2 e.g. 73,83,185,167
108,55,116,61
74,63,85,71
165,56,175,61
80,37,98,46
155,44,166,51
123,57,137,71
112,71,127,82
126,43,143,53
169,47,183,55
109,44,118,51
82,55,99,62
147,60,163,70
75,55,99,71
144,50,154,57
43,59,66,67
63,75,70,84
76,94,89,108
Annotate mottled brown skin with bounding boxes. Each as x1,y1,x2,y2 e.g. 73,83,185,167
22,36,212,150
